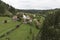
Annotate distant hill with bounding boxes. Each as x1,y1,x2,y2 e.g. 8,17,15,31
0,0,60,16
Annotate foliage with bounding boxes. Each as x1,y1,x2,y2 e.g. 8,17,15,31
36,11,60,40
0,2,5,15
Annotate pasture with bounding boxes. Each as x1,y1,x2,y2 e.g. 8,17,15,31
0,17,43,40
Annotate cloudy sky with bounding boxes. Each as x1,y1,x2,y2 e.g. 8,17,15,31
2,0,60,10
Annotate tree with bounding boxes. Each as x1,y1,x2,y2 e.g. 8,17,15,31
36,11,60,40
0,1,5,15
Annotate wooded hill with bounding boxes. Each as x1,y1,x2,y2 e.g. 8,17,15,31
0,0,17,16
0,0,60,15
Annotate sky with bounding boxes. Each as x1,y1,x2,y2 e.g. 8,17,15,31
1,0,60,10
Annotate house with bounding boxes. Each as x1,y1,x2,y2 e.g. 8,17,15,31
12,15,19,21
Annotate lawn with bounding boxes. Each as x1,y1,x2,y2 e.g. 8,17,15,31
0,17,39,40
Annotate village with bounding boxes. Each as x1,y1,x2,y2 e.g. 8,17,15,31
4,12,42,29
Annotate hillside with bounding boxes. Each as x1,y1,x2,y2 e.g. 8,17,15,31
0,0,17,16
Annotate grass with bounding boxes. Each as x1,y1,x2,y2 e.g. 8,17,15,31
0,17,39,40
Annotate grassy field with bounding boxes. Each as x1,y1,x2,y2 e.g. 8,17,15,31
0,17,40,40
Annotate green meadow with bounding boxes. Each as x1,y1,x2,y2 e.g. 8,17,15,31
0,17,42,40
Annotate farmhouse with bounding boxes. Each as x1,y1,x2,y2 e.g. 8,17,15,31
12,15,19,21
23,14,33,24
